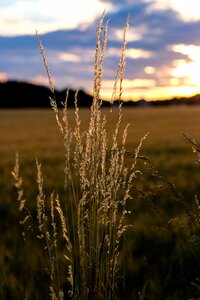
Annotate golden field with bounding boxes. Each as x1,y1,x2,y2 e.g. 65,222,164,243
1,106,200,299
1,106,200,194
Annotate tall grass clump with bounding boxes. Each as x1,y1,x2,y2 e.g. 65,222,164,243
12,13,147,299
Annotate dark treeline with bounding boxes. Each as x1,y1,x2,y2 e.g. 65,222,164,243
1,81,200,108
0,81,94,108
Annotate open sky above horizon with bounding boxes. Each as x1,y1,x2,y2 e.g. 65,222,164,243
1,0,200,101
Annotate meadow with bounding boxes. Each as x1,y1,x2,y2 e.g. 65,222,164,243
1,107,200,196
1,106,200,299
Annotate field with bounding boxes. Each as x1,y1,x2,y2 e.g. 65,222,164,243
1,106,200,199
1,106,200,299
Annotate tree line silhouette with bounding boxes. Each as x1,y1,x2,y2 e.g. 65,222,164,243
1,81,200,108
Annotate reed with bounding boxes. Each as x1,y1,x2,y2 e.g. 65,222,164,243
12,13,148,299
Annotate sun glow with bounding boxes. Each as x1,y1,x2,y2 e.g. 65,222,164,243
172,44,200,87
0,72,8,82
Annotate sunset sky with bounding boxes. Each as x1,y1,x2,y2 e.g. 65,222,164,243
1,0,200,101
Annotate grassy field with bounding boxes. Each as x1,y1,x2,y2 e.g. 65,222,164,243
1,106,200,299
1,106,200,195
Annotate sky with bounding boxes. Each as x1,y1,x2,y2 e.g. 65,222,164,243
1,0,200,101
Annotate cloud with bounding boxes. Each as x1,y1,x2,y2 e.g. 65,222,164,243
1,0,200,99
103,0,200,22
59,53,81,63
0,0,112,36
150,0,200,22
0,0,16,7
